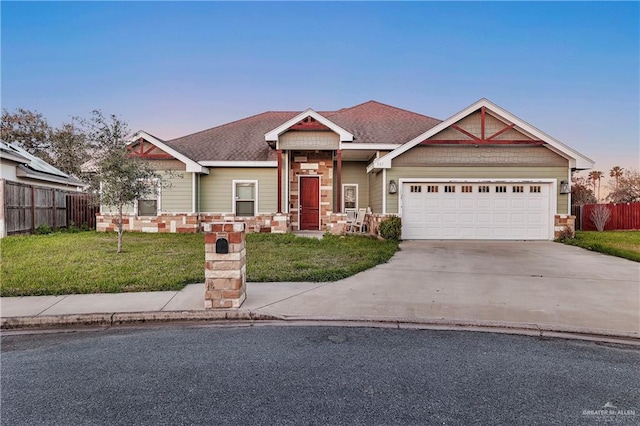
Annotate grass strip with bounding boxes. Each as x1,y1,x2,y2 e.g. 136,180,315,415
1,232,398,296
560,231,640,262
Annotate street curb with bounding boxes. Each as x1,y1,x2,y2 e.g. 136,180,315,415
0,310,280,330
2,311,639,346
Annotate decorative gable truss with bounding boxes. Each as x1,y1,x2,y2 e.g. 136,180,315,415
127,131,208,174
127,139,174,159
369,98,595,171
264,109,354,146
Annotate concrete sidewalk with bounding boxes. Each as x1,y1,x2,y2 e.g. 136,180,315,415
2,241,639,343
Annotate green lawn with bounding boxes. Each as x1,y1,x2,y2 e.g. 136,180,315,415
560,231,640,262
1,232,398,296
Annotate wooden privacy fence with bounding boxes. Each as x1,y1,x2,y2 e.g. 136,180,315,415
3,181,98,235
572,202,640,231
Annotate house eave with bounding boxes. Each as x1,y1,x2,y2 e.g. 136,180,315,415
131,131,209,174
16,165,87,188
199,161,278,168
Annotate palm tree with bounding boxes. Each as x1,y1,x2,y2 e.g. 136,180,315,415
588,171,603,201
610,166,623,190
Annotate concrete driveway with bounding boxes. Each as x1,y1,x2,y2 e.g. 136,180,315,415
251,241,640,337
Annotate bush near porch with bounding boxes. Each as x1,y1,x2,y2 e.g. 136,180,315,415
559,231,640,262
1,232,399,297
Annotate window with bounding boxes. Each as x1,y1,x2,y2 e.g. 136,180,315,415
478,185,490,193
444,185,455,193
410,185,422,193
496,185,507,193
461,185,473,193
530,185,541,193
234,181,257,217
426,185,438,193
137,199,157,216
137,180,159,216
343,184,358,210
513,185,524,193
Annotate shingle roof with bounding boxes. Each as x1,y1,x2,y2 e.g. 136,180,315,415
163,101,442,162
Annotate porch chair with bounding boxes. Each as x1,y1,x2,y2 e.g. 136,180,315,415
348,208,367,233
345,209,357,227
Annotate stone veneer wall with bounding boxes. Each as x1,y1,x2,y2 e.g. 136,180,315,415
289,151,334,229
204,223,246,309
96,212,291,234
554,214,576,239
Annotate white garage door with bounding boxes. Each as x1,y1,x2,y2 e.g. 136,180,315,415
401,182,551,240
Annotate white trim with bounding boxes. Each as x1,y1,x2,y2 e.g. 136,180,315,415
130,131,209,174
232,179,258,216
342,183,359,212
265,109,354,142
297,175,321,231
371,99,594,171
341,143,401,151
382,169,387,215
397,178,557,240
200,161,277,168
191,173,197,213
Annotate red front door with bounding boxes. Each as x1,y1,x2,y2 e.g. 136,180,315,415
300,177,320,230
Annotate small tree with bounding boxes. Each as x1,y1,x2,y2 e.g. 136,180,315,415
82,111,164,253
588,170,603,202
571,176,597,205
1,108,91,176
589,204,611,232
1,108,53,162
607,169,640,203
609,166,624,190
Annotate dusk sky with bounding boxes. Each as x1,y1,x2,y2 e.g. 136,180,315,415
2,2,638,182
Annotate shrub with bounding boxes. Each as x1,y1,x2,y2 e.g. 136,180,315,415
378,216,402,241
35,224,53,235
554,226,575,242
590,204,612,232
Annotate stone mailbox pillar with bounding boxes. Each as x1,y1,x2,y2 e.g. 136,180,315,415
204,223,246,309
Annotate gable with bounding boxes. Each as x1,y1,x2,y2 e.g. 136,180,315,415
265,109,354,144
425,110,536,144
127,138,175,159
370,99,595,171
129,131,208,174
423,109,539,145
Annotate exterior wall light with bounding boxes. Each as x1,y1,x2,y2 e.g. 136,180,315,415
389,180,398,194
560,180,570,194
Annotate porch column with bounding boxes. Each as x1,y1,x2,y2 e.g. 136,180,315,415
277,149,283,213
336,149,342,212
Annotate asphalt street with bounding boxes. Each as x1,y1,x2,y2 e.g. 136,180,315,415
2,325,639,425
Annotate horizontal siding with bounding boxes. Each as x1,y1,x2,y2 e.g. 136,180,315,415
200,168,277,213
368,171,383,213
160,171,191,213
386,167,569,215
339,162,369,210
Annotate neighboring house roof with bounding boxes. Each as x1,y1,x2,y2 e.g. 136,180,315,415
163,101,442,162
0,139,86,187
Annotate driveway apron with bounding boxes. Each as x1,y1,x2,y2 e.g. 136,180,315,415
253,241,640,336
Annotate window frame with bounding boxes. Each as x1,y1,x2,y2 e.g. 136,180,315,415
232,180,258,217
342,183,358,212
135,179,161,217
